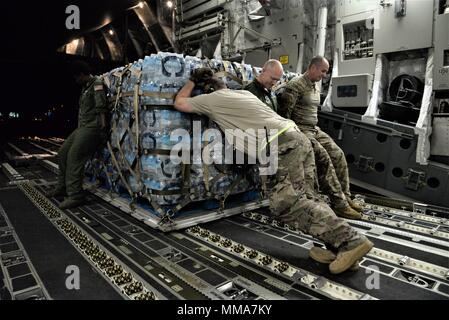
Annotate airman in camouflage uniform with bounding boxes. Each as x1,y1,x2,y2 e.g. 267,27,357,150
277,56,363,220
174,70,373,274
271,128,368,253
47,61,109,209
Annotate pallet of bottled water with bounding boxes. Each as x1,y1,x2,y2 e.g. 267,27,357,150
85,52,288,231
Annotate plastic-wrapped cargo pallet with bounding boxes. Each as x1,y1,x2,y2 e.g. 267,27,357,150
85,52,271,231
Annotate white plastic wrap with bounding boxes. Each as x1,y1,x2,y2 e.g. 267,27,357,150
362,54,386,124
415,49,434,165
322,50,339,112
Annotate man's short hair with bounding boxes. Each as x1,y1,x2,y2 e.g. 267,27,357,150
70,60,92,76
308,56,327,69
209,77,227,91
263,59,283,71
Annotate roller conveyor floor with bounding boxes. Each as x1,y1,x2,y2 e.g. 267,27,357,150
0,137,448,300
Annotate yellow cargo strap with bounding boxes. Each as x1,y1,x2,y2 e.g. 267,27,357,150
223,60,231,71
235,63,248,84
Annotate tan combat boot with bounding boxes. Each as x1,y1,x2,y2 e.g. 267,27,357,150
334,206,362,220
309,247,360,271
309,247,336,263
329,240,374,274
347,198,364,213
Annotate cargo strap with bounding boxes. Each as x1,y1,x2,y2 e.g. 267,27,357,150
153,155,194,225
142,105,175,111
107,141,134,198
142,148,172,156
87,160,101,187
215,174,244,212
112,64,132,113
203,58,215,70
110,91,176,101
147,188,189,196
115,135,139,188
223,174,243,202
257,122,296,198
152,190,198,226
98,161,110,185
163,194,194,225
243,66,250,84
155,119,195,224
181,163,191,191
236,62,248,84
131,66,143,185
214,71,243,86
144,192,167,219
205,170,228,211
95,153,115,191
259,172,268,199
202,123,210,193
109,66,143,197
208,172,227,189
222,60,231,73
110,76,141,203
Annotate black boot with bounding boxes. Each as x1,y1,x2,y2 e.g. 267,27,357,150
45,188,66,198
59,197,86,210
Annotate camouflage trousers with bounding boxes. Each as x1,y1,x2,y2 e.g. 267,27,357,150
268,127,365,250
299,125,351,209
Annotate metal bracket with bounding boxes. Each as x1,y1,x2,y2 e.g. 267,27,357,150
394,0,407,17
403,169,426,191
398,255,410,266
380,0,393,8
355,156,374,173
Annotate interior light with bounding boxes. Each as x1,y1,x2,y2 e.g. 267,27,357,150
167,1,173,8
138,1,145,8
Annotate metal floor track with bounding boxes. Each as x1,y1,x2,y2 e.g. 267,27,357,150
0,137,448,300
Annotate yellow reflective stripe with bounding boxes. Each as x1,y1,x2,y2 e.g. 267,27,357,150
261,121,296,151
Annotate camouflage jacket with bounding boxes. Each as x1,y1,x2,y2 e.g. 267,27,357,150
277,73,320,127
